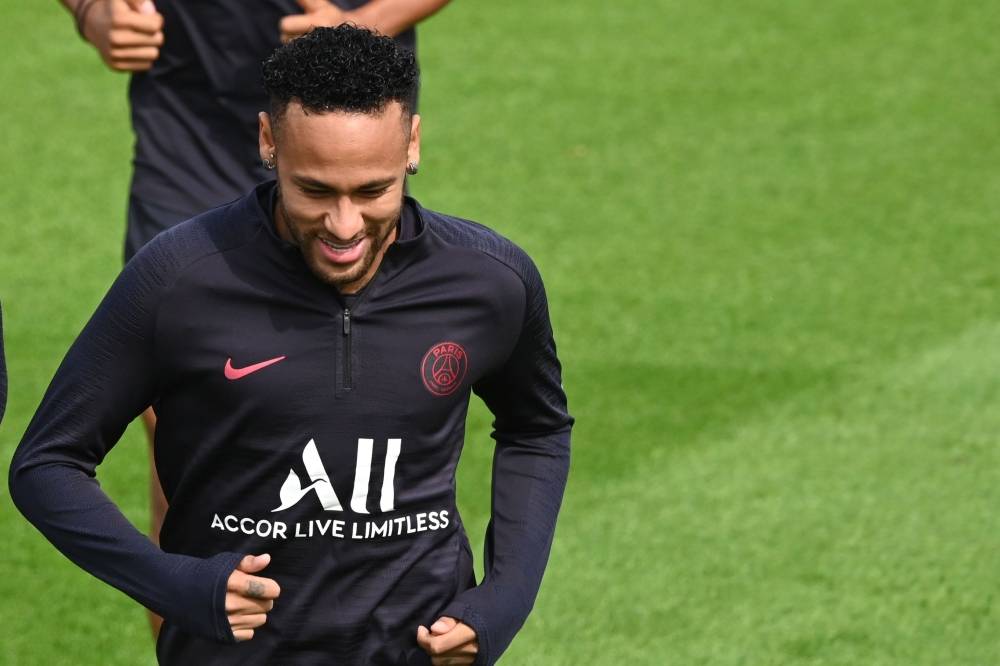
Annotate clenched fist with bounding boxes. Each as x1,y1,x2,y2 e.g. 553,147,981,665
226,553,281,642
80,0,164,72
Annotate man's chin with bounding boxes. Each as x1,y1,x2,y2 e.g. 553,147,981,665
307,254,371,291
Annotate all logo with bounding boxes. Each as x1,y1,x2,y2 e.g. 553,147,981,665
273,438,402,514
421,341,469,396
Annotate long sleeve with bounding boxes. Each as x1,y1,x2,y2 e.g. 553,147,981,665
8,240,244,643
442,258,573,665
1,302,7,425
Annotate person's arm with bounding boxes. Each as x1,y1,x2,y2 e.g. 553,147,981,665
59,0,164,72
0,302,6,426
348,0,452,37
437,256,574,666
145,410,169,639
281,0,452,42
8,240,245,643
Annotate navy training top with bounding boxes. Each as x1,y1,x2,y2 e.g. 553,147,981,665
10,183,572,665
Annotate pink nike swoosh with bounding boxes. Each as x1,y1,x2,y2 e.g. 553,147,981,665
224,356,287,380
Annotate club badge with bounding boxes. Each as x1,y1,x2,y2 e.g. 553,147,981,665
421,341,468,396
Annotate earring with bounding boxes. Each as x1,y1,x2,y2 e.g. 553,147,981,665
263,153,276,170
406,162,419,175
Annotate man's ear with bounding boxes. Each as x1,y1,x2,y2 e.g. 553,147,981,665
259,112,276,164
407,114,421,168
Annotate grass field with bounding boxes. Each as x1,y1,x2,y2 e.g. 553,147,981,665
2,1,1000,664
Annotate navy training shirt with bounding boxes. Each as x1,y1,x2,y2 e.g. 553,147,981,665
10,183,572,665
129,0,417,215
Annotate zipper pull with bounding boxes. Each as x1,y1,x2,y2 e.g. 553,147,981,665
343,308,351,335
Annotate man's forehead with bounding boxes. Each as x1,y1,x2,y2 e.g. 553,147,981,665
274,101,410,159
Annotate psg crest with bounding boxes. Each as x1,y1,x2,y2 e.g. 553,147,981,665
421,341,469,396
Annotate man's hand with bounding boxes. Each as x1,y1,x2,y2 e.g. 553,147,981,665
280,0,349,43
226,553,281,642
80,0,164,72
417,616,479,665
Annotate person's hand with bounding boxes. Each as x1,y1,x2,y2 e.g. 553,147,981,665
226,553,281,642
416,616,479,665
279,0,349,43
80,0,164,72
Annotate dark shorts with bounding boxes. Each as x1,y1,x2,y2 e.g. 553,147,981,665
124,196,197,263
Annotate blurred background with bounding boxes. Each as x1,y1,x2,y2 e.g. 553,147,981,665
2,0,999,663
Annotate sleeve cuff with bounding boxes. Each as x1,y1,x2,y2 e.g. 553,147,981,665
206,551,247,643
441,600,492,666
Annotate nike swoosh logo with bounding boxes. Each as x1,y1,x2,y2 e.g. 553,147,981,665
225,356,287,380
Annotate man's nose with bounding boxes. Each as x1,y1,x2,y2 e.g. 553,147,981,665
322,197,365,240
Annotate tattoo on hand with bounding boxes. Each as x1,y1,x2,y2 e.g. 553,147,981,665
246,580,266,599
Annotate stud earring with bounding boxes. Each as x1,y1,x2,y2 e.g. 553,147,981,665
263,153,276,170
406,162,419,175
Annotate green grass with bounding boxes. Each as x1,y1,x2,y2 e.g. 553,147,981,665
2,0,1000,663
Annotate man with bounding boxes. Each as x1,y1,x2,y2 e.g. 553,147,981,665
11,26,572,666
62,0,451,633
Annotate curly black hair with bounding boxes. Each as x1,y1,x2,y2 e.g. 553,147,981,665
262,25,419,123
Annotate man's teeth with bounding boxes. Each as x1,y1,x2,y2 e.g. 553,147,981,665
321,239,360,251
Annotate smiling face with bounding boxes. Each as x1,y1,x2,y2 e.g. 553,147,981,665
259,101,420,293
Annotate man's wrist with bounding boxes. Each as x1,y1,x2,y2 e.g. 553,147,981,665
346,5,387,36
73,0,101,40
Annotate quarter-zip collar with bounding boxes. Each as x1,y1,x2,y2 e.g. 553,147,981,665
245,181,432,297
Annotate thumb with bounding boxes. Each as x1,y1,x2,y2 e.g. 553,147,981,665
430,616,457,635
296,0,330,13
237,553,271,573
123,0,157,14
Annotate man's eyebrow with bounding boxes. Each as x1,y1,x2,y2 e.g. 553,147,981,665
356,177,396,190
291,175,335,190
290,175,396,191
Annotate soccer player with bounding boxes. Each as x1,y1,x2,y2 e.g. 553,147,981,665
11,25,572,666
63,0,451,634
